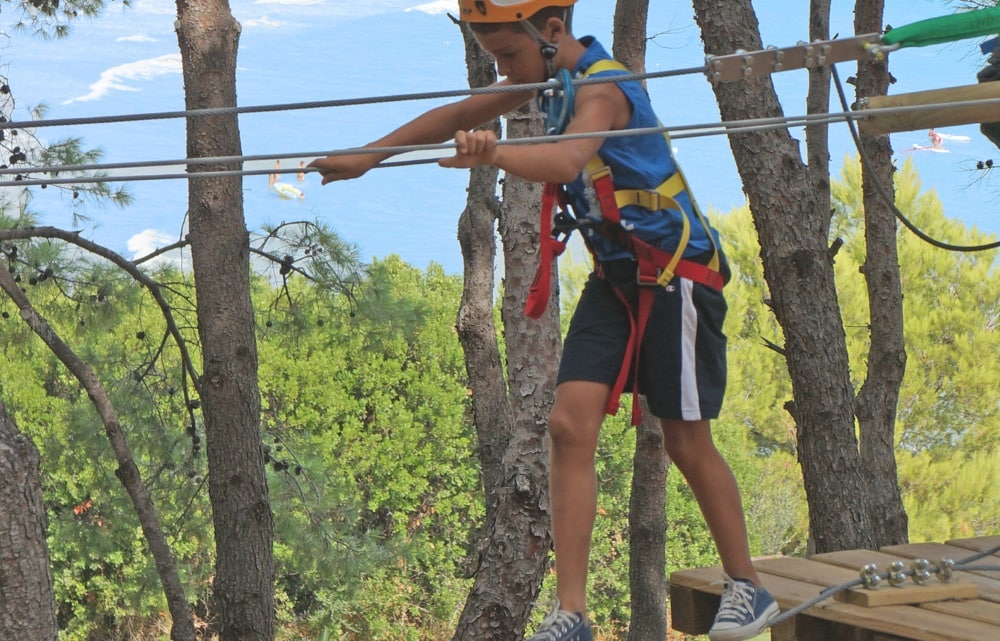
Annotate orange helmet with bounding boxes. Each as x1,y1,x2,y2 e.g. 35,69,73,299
458,0,576,24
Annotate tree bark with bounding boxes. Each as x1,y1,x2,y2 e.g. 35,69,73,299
691,0,876,553
174,1,275,638
609,2,670,640
852,0,909,546
627,404,667,641
0,402,57,641
451,23,555,641
454,20,510,524
612,0,649,79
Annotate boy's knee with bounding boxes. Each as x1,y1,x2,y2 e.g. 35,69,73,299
548,405,599,451
660,419,714,463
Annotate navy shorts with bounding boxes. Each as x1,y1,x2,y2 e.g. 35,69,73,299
557,256,729,420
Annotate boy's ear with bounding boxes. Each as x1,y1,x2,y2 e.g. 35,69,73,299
544,15,568,40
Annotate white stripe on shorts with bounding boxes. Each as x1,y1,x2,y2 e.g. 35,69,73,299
679,278,701,420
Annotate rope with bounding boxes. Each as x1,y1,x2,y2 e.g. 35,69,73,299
0,65,708,132
832,65,1000,253
953,541,1000,565
5,96,1000,188
766,577,863,626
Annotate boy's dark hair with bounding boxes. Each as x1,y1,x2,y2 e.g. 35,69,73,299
469,6,572,35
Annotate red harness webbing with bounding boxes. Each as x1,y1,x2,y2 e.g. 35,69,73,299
525,182,571,320
525,170,724,425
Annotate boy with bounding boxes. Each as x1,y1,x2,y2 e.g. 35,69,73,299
309,2,779,640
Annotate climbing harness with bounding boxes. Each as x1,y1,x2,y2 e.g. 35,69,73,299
526,59,725,425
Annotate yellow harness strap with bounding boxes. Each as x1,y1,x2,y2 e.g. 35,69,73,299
578,56,721,279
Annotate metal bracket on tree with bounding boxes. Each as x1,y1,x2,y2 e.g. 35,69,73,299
705,5,1000,86
704,34,883,85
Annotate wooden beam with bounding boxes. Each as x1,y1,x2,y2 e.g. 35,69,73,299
835,581,978,607
668,576,719,634
857,82,1000,135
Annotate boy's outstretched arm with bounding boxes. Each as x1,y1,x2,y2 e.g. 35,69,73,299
439,81,629,183
309,85,532,185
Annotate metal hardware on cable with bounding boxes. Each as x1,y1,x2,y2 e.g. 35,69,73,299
911,559,933,585
935,558,955,582
537,69,575,135
861,564,883,590
888,561,908,587
856,558,967,591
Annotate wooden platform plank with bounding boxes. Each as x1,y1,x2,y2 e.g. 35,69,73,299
812,548,917,569
754,555,860,588
668,566,721,634
882,541,998,567
945,535,1000,557
756,555,976,606
920,599,1000,627
669,565,843,635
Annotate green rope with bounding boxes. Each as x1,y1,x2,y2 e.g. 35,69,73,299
882,6,1000,48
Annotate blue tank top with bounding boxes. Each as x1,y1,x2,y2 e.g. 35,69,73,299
561,37,721,262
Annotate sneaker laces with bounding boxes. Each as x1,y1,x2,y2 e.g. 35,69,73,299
715,576,756,623
532,602,584,641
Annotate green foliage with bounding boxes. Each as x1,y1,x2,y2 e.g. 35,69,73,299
2,155,997,640
38,136,134,224
711,205,797,455
899,447,1000,540
2,237,479,640
0,259,211,641
256,256,479,640
832,157,1000,456
7,0,128,38
715,156,1000,557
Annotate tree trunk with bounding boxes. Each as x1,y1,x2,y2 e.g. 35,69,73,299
174,1,275,639
451,25,556,641
691,0,876,552
0,402,57,641
627,403,667,641
852,0,909,546
454,20,510,524
497,102,561,635
609,2,670,640
612,0,649,79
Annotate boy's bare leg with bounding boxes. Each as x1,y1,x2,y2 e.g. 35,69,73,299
547,380,609,613
660,418,762,586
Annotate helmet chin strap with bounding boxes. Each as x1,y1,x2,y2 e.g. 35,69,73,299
519,19,558,78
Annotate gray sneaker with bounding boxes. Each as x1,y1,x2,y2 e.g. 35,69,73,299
708,574,780,641
528,601,592,641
